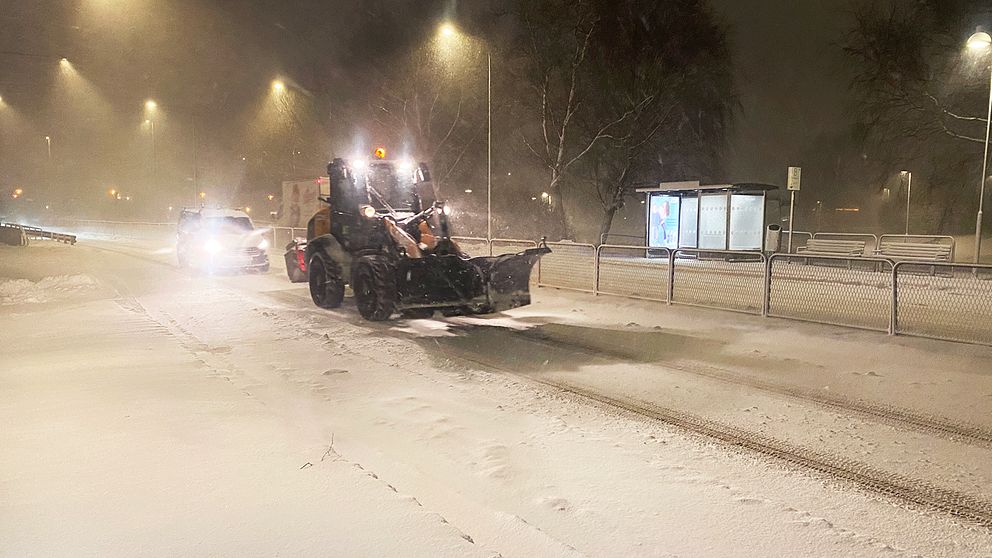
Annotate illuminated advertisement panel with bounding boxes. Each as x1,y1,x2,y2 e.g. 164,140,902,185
648,194,680,249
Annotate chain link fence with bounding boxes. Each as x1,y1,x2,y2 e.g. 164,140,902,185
595,245,669,302
894,262,992,345
491,238,538,255
768,254,894,331
31,221,992,346
538,242,597,292
670,249,766,314
451,236,490,257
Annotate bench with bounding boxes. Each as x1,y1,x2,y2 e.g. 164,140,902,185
876,242,952,262
796,239,866,257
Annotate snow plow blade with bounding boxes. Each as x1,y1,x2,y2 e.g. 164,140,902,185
396,245,550,314
470,245,550,312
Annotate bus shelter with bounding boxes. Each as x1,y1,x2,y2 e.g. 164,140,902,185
635,181,782,251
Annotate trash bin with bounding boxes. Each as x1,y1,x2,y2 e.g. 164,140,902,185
764,224,782,253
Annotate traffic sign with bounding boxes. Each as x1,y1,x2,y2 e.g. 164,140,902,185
787,167,802,191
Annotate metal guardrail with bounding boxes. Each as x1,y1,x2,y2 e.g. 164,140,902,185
599,233,644,246
491,238,538,255
595,245,670,302
893,261,992,345
451,236,490,257
26,221,992,346
768,254,894,332
670,249,767,314
537,242,597,293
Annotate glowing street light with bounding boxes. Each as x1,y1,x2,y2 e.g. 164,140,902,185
439,22,457,38
199,191,206,200
266,194,275,201
968,30,992,51
966,28,992,262
271,80,286,92
145,99,157,111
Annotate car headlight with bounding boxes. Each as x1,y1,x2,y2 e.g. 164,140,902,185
360,205,376,218
204,238,222,254
258,238,270,251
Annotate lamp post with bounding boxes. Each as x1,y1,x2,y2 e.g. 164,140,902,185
438,23,492,244
967,29,992,262
145,99,200,206
900,170,912,235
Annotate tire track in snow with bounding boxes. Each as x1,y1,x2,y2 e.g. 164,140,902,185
515,328,992,448
435,337,992,530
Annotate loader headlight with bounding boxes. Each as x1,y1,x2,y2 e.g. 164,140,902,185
257,238,270,251
442,204,453,216
361,205,377,218
204,238,222,254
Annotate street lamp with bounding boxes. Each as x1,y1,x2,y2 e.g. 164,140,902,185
900,170,912,235
145,99,157,111
967,29,992,262
271,80,286,93
438,22,492,243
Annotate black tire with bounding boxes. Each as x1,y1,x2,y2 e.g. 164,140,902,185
353,255,397,321
309,253,345,309
401,308,434,319
440,306,469,317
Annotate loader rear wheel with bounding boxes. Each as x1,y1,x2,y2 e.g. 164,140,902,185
353,256,397,321
309,253,344,309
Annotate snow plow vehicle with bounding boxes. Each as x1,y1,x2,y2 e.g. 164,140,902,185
297,149,549,321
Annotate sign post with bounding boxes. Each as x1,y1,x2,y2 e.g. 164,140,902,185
787,167,802,252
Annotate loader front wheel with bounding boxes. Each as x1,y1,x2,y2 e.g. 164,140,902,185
309,253,345,309
353,256,397,321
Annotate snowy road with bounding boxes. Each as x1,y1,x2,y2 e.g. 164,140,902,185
3,238,992,556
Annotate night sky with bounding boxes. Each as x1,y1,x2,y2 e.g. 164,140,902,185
710,0,860,185
0,0,863,217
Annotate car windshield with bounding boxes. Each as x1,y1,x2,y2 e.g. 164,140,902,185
202,216,253,232
365,163,414,212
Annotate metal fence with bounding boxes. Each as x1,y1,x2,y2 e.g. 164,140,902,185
452,236,491,257
893,262,992,345
491,238,538,255
33,220,992,346
595,245,669,302
768,254,894,331
670,249,767,314
537,242,597,292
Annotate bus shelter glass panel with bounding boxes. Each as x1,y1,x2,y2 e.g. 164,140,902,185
648,194,680,249
729,194,764,250
679,196,698,248
698,193,728,249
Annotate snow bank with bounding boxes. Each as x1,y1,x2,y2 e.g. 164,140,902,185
0,274,98,305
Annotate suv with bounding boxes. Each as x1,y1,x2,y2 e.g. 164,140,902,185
176,208,270,272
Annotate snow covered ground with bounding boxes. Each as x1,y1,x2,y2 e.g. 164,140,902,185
2,238,992,556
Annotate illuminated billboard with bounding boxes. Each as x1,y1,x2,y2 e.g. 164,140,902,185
648,194,680,249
